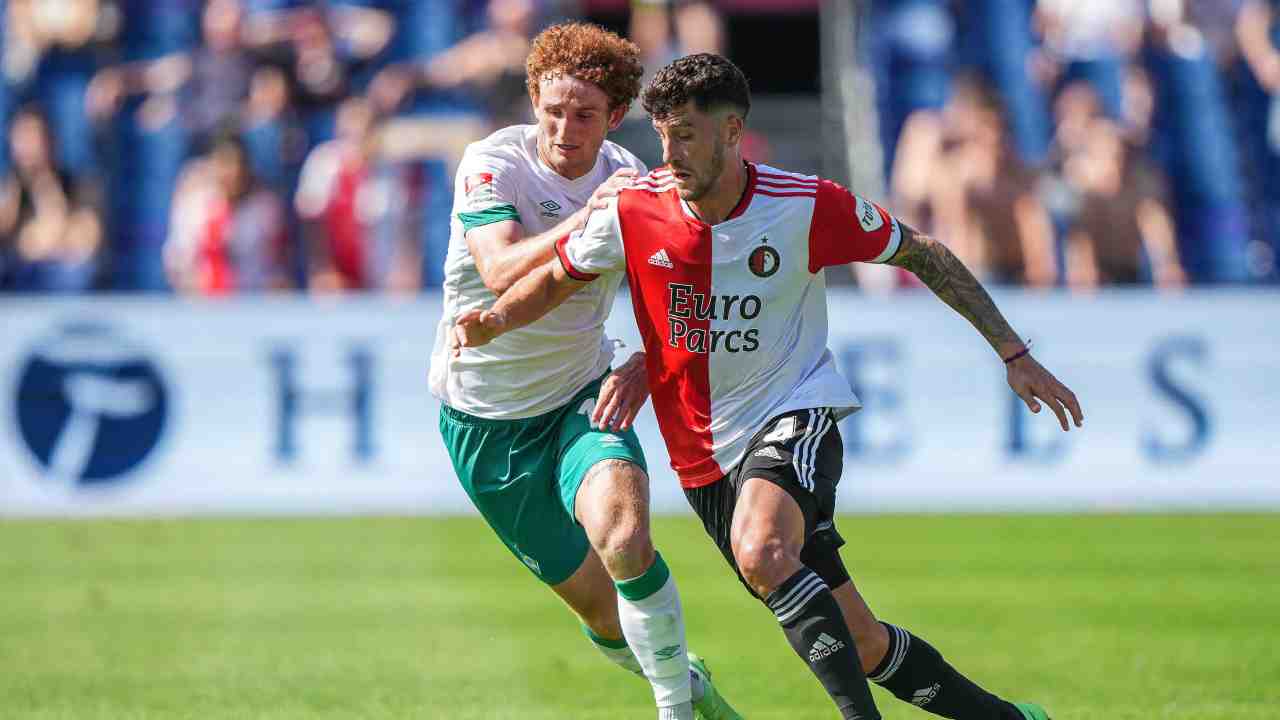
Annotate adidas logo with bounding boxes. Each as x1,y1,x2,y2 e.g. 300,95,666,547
911,683,941,707
754,446,784,461
648,248,674,269
808,632,846,663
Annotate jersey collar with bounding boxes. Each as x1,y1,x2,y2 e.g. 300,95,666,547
678,162,756,225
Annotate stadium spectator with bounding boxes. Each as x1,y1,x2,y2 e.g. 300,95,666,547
1235,0,1280,280
1034,0,1145,119
930,76,1058,287
4,0,113,179
241,1,393,146
241,65,306,197
866,0,955,181
0,105,103,292
185,0,253,148
957,0,1054,165
1061,116,1186,290
1144,12,1251,282
295,97,416,293
165,133,290,294
370,0,537,128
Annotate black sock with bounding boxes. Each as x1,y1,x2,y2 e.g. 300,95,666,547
766,568,881,720
869,623,1023,720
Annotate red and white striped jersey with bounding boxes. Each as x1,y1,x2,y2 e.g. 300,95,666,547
557,162,903,488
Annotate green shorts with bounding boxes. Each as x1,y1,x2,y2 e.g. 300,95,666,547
438,372,647,586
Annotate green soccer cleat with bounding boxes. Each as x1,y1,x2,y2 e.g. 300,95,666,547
689,652,745,720
1013,702,1052,720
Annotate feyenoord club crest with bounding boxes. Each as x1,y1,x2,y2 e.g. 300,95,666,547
748,238,780,278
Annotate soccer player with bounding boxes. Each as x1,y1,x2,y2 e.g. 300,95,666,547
428,26,740,720
454,54,1085,720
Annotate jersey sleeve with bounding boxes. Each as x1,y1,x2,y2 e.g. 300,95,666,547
455,147,522,232
808,179,903,271
555,197,625,280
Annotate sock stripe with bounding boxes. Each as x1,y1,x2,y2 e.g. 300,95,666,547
868,624,910,682
615,551,671,601
774,578,830,624
581,623,629,650
874,625,908,682
767,570,824,616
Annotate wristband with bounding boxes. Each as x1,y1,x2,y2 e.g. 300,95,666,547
1002,344,1031,365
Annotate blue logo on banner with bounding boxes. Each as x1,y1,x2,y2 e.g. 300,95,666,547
14,323,169,486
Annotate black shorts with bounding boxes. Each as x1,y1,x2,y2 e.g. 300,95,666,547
684,407,848,598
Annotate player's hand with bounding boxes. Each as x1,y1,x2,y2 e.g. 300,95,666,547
588,168,638,211
591,352,649,431
1006,354,1083,432
450,308,506,356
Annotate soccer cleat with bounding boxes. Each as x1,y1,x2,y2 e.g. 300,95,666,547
689,652,745,720
1013,702,1051,720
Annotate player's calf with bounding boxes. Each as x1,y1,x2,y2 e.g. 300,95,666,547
578,460,694,719
730,479,882,720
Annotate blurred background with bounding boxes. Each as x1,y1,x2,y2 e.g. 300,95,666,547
4,0,1280,295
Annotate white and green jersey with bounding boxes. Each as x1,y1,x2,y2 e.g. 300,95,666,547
429,125,647,419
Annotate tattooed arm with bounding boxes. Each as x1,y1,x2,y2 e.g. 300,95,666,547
886,222,1084,431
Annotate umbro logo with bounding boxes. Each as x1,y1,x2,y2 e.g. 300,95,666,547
648,249,674,269
911,683,941,707
808,633,846,662
520,553,542,575
539,199,562,217
654,644,683,661
598,435,624,446
754,446,784,461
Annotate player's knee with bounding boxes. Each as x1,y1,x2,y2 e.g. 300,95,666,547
733,534,800,597
595,519,654,580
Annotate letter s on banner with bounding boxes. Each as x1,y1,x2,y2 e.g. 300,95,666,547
1143,336,1211,463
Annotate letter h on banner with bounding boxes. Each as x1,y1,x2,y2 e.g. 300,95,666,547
269,347,375,463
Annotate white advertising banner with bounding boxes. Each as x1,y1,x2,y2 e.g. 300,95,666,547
1,291,1277,516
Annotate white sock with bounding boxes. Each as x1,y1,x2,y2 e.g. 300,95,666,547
615,552,693,715
582,625,706,702
582,624,644,676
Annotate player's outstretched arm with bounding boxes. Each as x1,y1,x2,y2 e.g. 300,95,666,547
468,169,636,296
886,223,1084,431
452,256,591,353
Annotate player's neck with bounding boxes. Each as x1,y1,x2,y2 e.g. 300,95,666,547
688,158,749,226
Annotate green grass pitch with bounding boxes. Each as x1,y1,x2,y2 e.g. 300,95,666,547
2,514,1277,719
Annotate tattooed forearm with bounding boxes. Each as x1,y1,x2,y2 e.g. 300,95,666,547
886,224,1024,354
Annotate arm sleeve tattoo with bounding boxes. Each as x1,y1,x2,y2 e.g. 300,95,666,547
885,223,1024,354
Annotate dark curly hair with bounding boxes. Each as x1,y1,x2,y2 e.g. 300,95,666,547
526,22,644,111
642,53,751,120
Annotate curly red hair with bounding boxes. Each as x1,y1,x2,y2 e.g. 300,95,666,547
526,22,643,111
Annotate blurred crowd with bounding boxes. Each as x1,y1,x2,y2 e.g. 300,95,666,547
868,0,1280,289
2,0,1278,295
0,0,561,293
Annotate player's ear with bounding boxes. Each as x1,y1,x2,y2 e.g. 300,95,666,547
607,103,629,131
723,111,744,147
